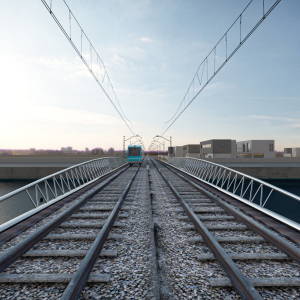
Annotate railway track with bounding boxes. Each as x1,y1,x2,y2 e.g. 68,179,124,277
149,157,300,299
0,157,300,299
0,163,147,299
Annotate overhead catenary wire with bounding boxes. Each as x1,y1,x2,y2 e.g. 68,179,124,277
159,0,282,138
40,0,136,137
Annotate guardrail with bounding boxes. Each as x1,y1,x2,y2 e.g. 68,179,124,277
166,157,300,230
0,157,127,209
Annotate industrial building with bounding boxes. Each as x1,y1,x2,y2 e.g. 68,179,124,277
292,148,300,158
236,140,275,158
61,147,73,154
167,140,277,160
284,148,300,157
169,146,183,157
107,148,115,156
91,148,104,155
168,147,175,159
183,144,200,158
200,139,236,159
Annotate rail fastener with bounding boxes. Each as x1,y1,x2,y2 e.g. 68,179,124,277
61,165,141,300
151,157,263,300
0,164,130,273
158,159,300,265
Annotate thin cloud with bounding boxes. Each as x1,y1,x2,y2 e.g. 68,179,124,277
249,115,300,128
112,54,125,64
290,123,300,128
141,37,152,43
34,55,93,79
249,115,295,122
205,82,224,90
2,104,124,126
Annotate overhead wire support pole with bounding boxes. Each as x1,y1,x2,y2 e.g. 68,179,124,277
160,0,282,137
153,135,172,149
40,0,135,137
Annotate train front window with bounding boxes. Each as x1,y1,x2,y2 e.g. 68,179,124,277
128,147,141,156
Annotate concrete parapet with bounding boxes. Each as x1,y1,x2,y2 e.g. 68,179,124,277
0,156,126,179
203,158,300,179
0,164,73,179
1,156,300,179
202,157,300,164
224,166,300,179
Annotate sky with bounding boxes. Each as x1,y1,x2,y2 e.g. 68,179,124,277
0,0,299,151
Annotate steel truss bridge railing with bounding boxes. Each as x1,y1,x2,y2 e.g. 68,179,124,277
166,157,300,231
0,157,127,230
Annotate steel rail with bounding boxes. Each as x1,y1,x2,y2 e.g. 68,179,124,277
0,164,130,273
150,157,262,300
61,165,141,300
156,159,300,265
166,157,300,232
0,162,129,246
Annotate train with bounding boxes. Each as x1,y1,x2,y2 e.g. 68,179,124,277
127,145,144,165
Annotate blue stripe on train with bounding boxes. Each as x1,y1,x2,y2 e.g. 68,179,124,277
127,157,142,161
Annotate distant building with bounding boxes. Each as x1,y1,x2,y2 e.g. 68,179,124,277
284,148,292,157
168,147,175,159
284,148,300,157
108,148,115,156
236,140,275,158
200,139,236,159
0,149,30,155
292,148,300,157
85,148,89,154
61,147,72,154
114,150,123,156
0,150,11,155
183,144,200,158
174,146,183,157
92,148,103,155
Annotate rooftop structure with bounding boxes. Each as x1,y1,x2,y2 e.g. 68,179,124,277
183,144,200,158
174,146,183,157
200,139,236,159
168,147,175,159
236,140,275,159
284,148,300,158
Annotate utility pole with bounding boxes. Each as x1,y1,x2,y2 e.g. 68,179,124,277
154,135,172,149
